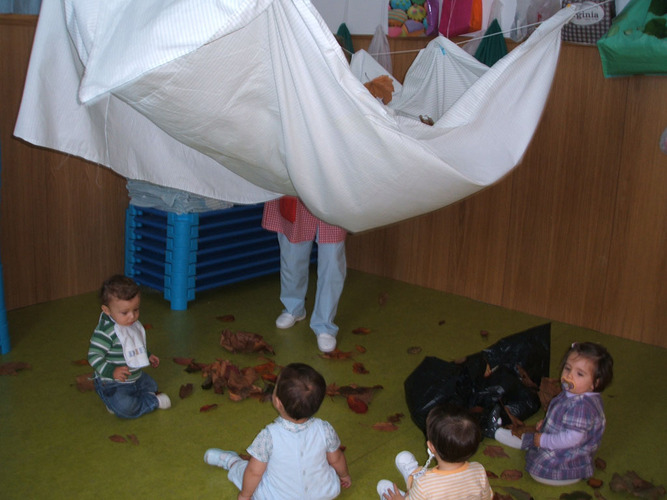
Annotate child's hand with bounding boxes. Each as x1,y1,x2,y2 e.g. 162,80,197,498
339,474,352,489
113,365,131,382
149,354,160,368
382,483,406,500
536,419,544,431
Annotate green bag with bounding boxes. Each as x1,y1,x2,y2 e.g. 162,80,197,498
597,0,667,77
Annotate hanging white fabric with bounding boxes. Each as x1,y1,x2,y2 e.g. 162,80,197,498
15,0,576,232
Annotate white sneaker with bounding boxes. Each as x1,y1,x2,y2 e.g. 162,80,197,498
275,312,306,329
377,479,404,499
204,449,241,470
395,451,419,487
156,393,171,409
316,333,337,353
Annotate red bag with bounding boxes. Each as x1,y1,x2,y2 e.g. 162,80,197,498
439,0,482,38
279,196,298,223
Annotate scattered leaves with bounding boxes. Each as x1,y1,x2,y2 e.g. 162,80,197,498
185,361,207,373
378,292,388,306
126,434,139,445
595,457,607,471
407,346,422,355
609,471,666,499
327,383,383,414
217,314,235,322
438,319,446,326
179,383,194,399
201,359,275,402
483,445,510,459
219,329,274,355
109,434,127,443
352,362,369,374
352,327,371,335
486,470,499,479
0,361,31,375
355,345,367,354
71,359,89,366
200,404,219,412
501,469,523,480
480,330,490,339
75,372,95,392
387,413,404,424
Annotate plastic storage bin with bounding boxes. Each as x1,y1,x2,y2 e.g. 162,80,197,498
125,203,316,310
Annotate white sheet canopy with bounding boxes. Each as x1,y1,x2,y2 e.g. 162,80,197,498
14,0,575,232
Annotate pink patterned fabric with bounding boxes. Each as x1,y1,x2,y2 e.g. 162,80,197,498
262,198,346,244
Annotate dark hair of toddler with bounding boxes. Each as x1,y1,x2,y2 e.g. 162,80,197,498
275,363,326,420
99,274,140,306
426,404,482,463
559,341,614,392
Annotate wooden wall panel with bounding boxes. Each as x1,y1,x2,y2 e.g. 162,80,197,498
0,16,127,310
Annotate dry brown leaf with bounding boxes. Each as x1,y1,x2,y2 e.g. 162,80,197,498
595,457,607,471
173,357,194,366
352,362,369,374
126,434,139,445
0,361,31,375
486,470,499,479
320,349,354,360
71,359,89,366
483,445,510,459
355,345,367,353
200,404,219,412
609,471,666,499
363,75,394,104
179,383,194,399
75,373,95,392
539,377,562,410
587,478,603,489
372,421,398,431
407,346,422,355
220,329,274,355
109,434,127,443
387,413,404,424
352,327,371,335
217,314,235,322
500,469,523,480
347,396,368,414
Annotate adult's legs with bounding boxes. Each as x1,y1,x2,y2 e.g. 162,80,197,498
310,240,346,336
277,233,312,318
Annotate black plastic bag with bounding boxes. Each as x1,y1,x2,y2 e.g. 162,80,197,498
404,323,551,437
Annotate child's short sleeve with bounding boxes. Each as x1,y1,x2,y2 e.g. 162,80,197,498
322,420,341,453
247,427,272,463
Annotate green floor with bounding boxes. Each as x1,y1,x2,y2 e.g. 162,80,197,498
1,270,665,499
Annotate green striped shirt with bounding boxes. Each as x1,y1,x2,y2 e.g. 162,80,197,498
88,313,147,382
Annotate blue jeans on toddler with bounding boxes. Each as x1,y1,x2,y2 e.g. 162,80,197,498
94,372,159,419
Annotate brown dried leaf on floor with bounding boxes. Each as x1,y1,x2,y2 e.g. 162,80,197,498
559,491,592,500
0,361,32,375
347,396,368,414
486,470,499,479
217,314,235,322
173,357,194,366
71,359,89,366
200,404,219,412
501,469,523,480
516,364,539,389
595,457,607,471
539,377,562,410
372,421,398,431
480,330,490,339
363,75,394,104
109,434,127,443
75,372,95,392
438,319,446,326
179,383,194,399
320,349,354,360
500,487,533,500
609,471,666,499
502,405,537,438
219,329,275,355
352,362,369,374
387,413,404,424
378,292,388,306
126,434,139,445
587,478,603,489
355,345,366,353
201,359,268,401
407,346,422,355
185,361,207,373
483,445,510,459
352,327,371,335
